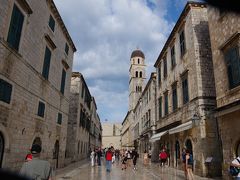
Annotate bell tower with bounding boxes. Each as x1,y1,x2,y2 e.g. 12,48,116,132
129,49,146,111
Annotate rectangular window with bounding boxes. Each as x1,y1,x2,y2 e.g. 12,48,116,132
65,43,69,55
171,45,176,68
37,101,45,118
0,79,13,104
60,69,66,94
172,83,178,111
180,30,186,57
224,46,240,89
48,15,55,32
182,74,189,104
42,47,52,80
158,97,162,119
158,64,161,87
163,58,167,78
7,4,24,51
57,113,62,125
164,92,168,116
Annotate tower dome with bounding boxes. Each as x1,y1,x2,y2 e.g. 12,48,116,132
131,49,145,59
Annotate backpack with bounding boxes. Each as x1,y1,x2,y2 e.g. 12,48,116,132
229,158,240,176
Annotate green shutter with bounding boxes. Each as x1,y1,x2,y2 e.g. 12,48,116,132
7,4,24,50
0,79,12,104
37,102,45,117
57,113,62,124
60,69,66,94
49,15,55,32
42,47,51,79
65,43,69,55
159,97,162,118
225,47,240,89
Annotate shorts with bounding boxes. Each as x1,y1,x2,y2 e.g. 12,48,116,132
160,159,167,163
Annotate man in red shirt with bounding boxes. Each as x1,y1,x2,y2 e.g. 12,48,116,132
159,149,168,167
105,147,113,172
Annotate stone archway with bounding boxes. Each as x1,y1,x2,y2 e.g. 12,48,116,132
0,132,4,168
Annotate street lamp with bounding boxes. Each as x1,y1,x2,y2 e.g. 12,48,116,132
192,113,200,126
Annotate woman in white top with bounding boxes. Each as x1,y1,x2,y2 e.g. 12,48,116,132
90,150,95,167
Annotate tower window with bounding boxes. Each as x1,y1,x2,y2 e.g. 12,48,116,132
136,71,138,77
140,71,142,78
138,59,140,64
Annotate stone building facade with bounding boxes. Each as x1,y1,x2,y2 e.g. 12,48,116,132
66,72,102,163
121,111,132,149
132,72,157,159
102,123,121,150
90,97,102,151
207,6,240,179
153,2,221,177
0,0,76,170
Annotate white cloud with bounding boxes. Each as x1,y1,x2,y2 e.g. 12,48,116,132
54,0,175,122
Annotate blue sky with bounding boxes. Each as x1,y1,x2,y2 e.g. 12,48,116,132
54,0,196,123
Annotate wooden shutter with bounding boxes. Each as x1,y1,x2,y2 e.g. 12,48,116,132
0,79,12,104
60,69,66,94
37,102,45,117
49,15,55,32
7,4,24,50
57,113,62,124
42,47,51,79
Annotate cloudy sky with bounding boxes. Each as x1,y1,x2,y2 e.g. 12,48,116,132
54,0,197,123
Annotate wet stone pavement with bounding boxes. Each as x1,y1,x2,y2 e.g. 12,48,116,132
56,159,221,180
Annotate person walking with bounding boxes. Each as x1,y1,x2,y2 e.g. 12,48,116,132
143,150,148,166
132,149,139,170
90,150,95,167
182,148,187,179
105,147,113,172
185,149,194,180
97,148,102,166
121,155,128,170
20,144,53,180
159,148,168,167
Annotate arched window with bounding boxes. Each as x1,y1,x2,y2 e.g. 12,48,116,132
136,71,138,77
138,58,140,64
140,71,142,78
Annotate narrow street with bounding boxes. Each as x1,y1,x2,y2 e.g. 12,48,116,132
56,159,220,180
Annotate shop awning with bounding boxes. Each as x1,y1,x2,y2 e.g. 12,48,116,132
169,121,192,134
150,131,168,142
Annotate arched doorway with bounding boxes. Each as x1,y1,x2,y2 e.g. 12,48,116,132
185,139,193,170
53,140,59,168
175,141,180,167
0,133,4,168
185,139,192,153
